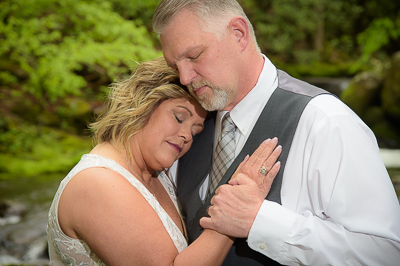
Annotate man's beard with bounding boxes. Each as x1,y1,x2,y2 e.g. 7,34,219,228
188,81,229,111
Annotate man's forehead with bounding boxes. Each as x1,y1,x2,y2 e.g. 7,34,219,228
161,32,202,63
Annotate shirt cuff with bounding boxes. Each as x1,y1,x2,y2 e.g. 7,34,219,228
247,200,297,260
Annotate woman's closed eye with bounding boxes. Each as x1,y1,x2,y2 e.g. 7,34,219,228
174,114,183,124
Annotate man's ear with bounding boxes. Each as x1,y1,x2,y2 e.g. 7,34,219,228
229,17,249,51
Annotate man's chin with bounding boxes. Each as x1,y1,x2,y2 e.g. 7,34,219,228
192,87,228,111
198,98,226,111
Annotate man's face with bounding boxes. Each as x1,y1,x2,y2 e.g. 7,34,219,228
160,9,240,111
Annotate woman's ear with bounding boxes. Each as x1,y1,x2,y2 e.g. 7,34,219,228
229,17,249,51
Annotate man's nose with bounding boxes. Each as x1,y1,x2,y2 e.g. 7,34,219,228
177,62,197,86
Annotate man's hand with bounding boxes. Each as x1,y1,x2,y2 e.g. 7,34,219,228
200,138,282,238
200,175,266,238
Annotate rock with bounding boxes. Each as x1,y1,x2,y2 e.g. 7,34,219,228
363,106,385,126
341,71,383,119
8,225,45,245
23,235,49,261
340,52,400,149
371,120,400,148
0,254,21,265
0,200,26,226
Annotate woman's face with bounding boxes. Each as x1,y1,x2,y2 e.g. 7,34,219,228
135,97,207,171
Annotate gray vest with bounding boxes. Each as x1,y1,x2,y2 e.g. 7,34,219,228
177,70,329,265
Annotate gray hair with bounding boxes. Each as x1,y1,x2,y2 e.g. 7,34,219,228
153,0,260,52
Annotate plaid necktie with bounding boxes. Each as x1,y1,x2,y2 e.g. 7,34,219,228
209,113,236,194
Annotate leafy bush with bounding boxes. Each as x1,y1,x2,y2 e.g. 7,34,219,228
0,0,161,172
351,13,400,72
0,0,160,102
239,0,400,74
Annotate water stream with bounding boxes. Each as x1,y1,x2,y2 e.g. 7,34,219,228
0,174,60,265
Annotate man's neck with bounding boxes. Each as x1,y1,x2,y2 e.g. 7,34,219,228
222,52,265,111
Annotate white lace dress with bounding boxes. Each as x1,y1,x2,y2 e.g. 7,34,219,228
47,154,188,266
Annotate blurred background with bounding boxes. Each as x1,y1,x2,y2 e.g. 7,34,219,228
1,0,399,265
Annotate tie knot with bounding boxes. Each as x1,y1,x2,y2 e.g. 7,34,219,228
221,113,235,132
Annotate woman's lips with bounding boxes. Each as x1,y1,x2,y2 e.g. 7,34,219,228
168,142,182,153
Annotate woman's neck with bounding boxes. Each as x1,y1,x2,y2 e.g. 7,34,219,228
110,141,156,188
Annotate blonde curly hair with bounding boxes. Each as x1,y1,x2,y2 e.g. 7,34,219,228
90,57,194,161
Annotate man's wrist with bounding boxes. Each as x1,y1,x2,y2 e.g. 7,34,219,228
248,200,297,256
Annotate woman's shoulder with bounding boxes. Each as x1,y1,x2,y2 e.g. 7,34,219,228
58,157,151,233
66,160,134,198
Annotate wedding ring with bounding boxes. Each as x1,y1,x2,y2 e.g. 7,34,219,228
259,166,268,176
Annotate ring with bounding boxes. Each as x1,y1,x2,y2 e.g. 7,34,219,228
259,166,268,176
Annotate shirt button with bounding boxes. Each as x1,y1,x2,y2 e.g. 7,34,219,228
259,244,266,249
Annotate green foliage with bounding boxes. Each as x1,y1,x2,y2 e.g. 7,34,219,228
0,121,37,155
240,0,321,63
381,52,400,119
0,120,92,179
0,0,160,102
351,13,400,73
107,0,162,47
0,0,162,178
239,0,400,75
276,61,354,78
341,71,382,117
0,101,93,179
108,0,161,25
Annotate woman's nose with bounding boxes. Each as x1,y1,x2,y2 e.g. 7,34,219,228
180,126,193,142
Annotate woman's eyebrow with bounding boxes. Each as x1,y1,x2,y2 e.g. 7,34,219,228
177,105,193,116
177,105,204,128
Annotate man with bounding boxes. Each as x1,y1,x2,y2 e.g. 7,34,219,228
153,0,400,265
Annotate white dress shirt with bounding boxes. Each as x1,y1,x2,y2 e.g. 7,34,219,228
170,55,400,265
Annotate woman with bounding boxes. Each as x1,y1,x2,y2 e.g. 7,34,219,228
47,57,281,265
